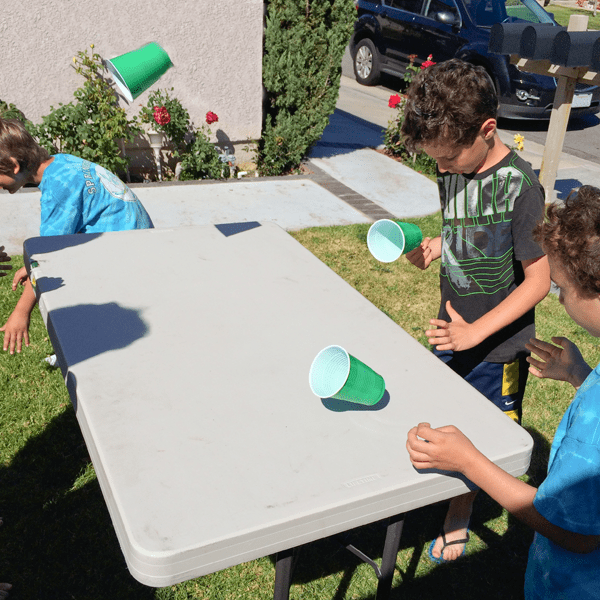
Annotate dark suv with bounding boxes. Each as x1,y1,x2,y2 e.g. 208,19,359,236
350,0,600,119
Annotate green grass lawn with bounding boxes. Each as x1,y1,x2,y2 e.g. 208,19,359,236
1,216,598,599
549,4,600,29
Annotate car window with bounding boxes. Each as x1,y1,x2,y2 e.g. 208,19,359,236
423,0,460,21
386,0,425,14
464,0,554,26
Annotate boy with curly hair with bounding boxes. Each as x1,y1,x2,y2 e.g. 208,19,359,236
0,117,153,354
407,185,600,598
401,59,550,562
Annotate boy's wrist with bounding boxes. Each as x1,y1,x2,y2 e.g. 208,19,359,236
569,362,593,389
467,319,487,349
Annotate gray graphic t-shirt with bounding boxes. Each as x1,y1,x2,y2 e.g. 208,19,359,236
437,150,545,362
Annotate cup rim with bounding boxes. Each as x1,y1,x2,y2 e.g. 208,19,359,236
309,344,350,398
367,219,405,263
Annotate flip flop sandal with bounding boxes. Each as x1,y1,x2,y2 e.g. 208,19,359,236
428,529,470,564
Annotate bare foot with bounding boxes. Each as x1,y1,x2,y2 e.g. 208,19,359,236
430,491,475,561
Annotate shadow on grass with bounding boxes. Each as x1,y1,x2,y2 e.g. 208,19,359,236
0,406,156,600
267,426,551,600
0,361,551,600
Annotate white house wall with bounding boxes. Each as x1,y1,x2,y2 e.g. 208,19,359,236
1,0,263,168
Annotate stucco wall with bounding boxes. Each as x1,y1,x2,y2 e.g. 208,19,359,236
0,0,263,173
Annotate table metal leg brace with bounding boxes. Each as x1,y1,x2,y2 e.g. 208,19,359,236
272,512,405,600
341,513,405,600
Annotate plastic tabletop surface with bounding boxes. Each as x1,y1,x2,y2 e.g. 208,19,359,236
23,222,533,587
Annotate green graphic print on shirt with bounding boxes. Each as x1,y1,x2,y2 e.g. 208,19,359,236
436,150,545,363
440,158,534,297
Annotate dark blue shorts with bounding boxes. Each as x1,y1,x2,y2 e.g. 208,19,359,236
433,348,529,423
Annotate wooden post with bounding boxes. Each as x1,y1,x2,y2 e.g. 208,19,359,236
539,14,588,203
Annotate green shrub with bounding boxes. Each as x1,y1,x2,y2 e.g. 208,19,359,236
139,88,192,155
0,100,38,138
258,0,355,176
384,94,437,178
178,125,226,180
32,46,141,176
0,100,27,121
138,90,226,180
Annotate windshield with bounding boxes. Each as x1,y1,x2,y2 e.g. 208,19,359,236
464,0,555,27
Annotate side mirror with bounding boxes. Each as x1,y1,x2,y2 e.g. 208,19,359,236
435,10,460,26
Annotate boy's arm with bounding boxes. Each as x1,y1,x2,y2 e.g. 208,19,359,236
0,279,36,354
427,255,551,352
526,336,592,389
407,423,600,554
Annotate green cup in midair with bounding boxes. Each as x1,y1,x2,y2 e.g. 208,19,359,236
105,42,173,102
367,219,423,263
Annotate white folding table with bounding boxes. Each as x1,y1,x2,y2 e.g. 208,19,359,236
23,222,533,598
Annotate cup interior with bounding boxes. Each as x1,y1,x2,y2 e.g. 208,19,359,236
309,345,351,398
367,220,405,263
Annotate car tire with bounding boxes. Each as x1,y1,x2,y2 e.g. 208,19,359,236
353,38,381,86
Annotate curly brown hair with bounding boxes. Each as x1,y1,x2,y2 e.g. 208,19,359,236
401,59,498,153
0,118,50,177
533,186,600,298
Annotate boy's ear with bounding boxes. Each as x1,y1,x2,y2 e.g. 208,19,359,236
481,118,497,140
9,157,20,175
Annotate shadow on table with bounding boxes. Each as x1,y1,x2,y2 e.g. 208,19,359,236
25,232,104,257
268,426,550,600
322,390,390,412
47,302,148,371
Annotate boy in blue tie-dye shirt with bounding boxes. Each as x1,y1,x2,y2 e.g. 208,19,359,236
0,118,153,353
407,185,600,599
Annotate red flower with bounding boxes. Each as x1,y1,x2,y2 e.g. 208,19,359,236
421,55,436,69
206,111,219,125
153,106,171,126
388,94,403,109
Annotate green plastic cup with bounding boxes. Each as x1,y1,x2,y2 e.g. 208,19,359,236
309,345,386,406
367,219,423,263
105,42,173,102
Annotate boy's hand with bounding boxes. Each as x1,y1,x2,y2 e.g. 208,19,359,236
406,422,478,473
11,266,28,289
526,337,592,389
0,310,31,354
405,236,441,270
0,246,11,277
426,301,483,352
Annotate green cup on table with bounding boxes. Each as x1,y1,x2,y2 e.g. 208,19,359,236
309,345,386,406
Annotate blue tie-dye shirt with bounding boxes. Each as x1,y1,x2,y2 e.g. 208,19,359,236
525,363,600,599
39,154,153,236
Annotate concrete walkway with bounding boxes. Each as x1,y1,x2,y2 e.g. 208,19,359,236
3,75,600,255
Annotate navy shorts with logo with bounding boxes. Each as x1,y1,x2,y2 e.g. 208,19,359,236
433,348,529,423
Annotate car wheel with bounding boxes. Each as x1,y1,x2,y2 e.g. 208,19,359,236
353,38,381,86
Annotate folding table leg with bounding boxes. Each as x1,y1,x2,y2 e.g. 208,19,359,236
273,546,299,600
376,512,405,600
